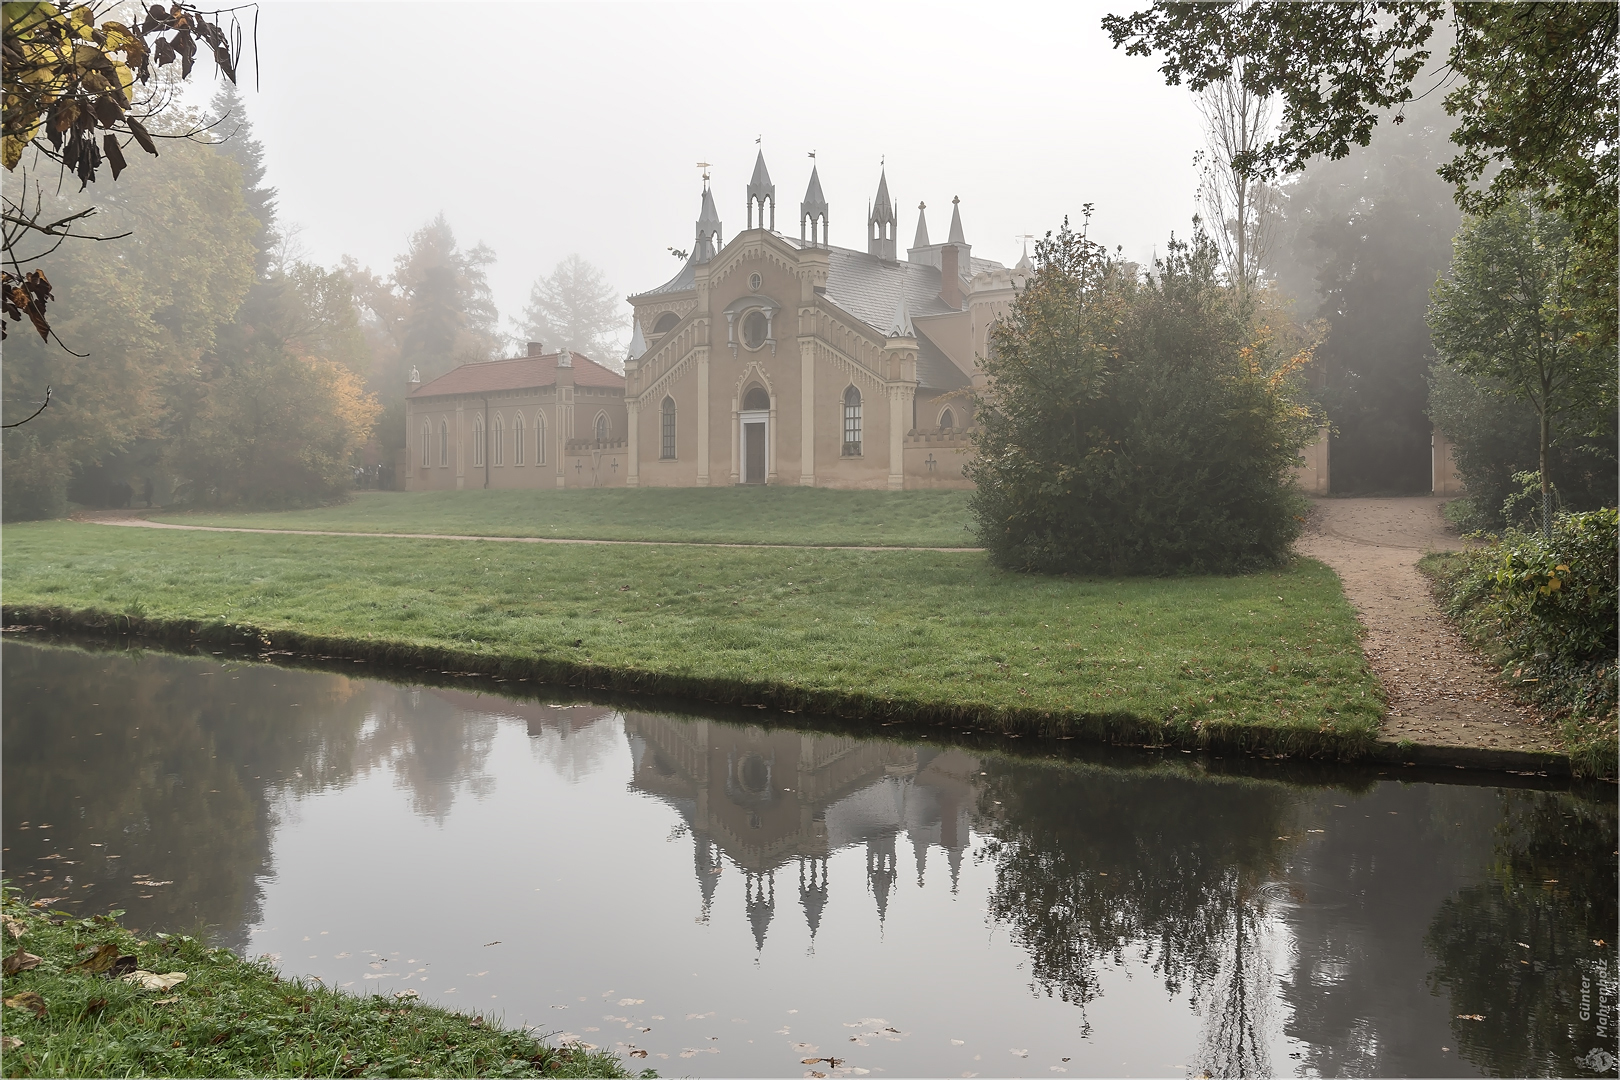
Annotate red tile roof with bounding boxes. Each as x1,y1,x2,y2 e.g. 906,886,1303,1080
409,351,623,398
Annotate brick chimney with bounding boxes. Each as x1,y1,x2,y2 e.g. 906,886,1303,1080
527,341,543,357
940,245,962,308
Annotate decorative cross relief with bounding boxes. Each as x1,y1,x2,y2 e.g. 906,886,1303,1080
925,453,937,473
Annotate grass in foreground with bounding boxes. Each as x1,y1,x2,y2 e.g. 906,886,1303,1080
148,488,979,547
2,521,1383,754
0,891,644,1078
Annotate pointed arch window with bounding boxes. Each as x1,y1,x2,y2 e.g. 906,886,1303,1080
594,413,609,443
494,414,506,466
535,411,547,464
939,408,954,431
660,396,677,459
438,420,449,467
513,414,525,465
420,420,431,468
843,385,862,456
472,415,485,467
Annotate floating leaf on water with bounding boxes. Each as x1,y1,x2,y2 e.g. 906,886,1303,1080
1457,1014,1486,1021
2,948,42,975
629,1050,648,1058
618,998,644,1005
4,991,47,1017
951,1039,966,1046
27,899,64,910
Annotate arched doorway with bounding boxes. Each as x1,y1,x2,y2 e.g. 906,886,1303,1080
740,385,770,484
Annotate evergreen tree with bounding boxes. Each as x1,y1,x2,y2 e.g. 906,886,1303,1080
516,254,626,369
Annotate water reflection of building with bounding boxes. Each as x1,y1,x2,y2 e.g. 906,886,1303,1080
623,713,976,950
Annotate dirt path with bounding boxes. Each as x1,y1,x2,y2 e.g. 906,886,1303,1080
1296,497,1559,754
74,513,984,554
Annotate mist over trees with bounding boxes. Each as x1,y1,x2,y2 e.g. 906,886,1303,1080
516,254,626,370
1265,92,1461,493
343,215,504,454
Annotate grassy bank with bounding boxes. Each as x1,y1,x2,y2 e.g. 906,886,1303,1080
2,521,1384,757
147,488,979,547
0,891,645,1078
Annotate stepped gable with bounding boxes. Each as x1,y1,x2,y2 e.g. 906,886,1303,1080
409,351,623,397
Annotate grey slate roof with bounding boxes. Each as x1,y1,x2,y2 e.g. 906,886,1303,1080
915,329,970,391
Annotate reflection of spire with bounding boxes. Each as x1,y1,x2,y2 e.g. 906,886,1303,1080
947,842,964,894
744,869,776,953
798,857,829,946
694,835,720,923
866,833,898,927
912,832,929,888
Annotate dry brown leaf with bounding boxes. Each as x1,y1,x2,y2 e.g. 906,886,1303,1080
4,991,46,1017
2,948,42,975
0,1035,21,1051
71,943,120,974
4,918,25,940
120,970,187,991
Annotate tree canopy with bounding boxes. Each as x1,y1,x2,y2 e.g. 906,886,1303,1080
515,254,625,369
3,1,248,345
1102,2,1617,345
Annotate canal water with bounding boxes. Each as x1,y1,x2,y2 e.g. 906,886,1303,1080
3,639,1616,1078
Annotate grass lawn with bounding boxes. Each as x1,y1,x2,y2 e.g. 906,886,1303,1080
0,891,643,1078
147,488,980,547
2,521,1382,755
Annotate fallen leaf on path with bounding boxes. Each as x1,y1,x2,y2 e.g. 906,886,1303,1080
4,991,47,1017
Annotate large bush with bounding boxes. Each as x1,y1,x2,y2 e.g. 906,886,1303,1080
1427,507,1618,774
968,223,1316,575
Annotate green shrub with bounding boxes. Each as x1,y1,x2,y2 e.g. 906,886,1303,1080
968,221,1315,575
1427,507,1618,774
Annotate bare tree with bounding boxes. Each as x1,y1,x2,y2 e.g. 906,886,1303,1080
1197,67,1279,298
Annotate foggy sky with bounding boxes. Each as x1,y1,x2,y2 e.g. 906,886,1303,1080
231,1,1204,355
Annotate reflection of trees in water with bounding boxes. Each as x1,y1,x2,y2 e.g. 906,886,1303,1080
354,689,503,822
1190,886,1274,1079
1,643,371,951
1426,789,1619,1078
976,761,1300,1054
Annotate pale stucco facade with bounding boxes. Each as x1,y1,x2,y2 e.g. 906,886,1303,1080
623,154,1025,491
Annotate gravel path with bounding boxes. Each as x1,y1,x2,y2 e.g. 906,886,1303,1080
1296,497,1559,753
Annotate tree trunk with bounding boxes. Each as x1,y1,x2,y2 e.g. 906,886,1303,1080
1539,407,1551,539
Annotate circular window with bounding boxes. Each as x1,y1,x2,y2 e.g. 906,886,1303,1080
742,309,768,350
749,272,762,291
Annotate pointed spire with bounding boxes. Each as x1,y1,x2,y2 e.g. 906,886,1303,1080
1015,236,1033,272
947,195,965,245
694,180,722,263
747,148,776,231
888,264,914,338
868,164,897,260
913,201,929,248
627,318,647,361
872,168,895,224
801,159,828,246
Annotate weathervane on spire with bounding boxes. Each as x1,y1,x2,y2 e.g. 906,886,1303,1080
696,160,711,183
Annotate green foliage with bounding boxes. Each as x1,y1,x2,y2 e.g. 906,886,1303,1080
0,521,1385,755
1424,508,1618,774
0,891,644,1078
968,220,1314,575
1427,363,1615,532
1428,196,1612,534
1099,4,1617,260
1,132,257,520
164,264,381,508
